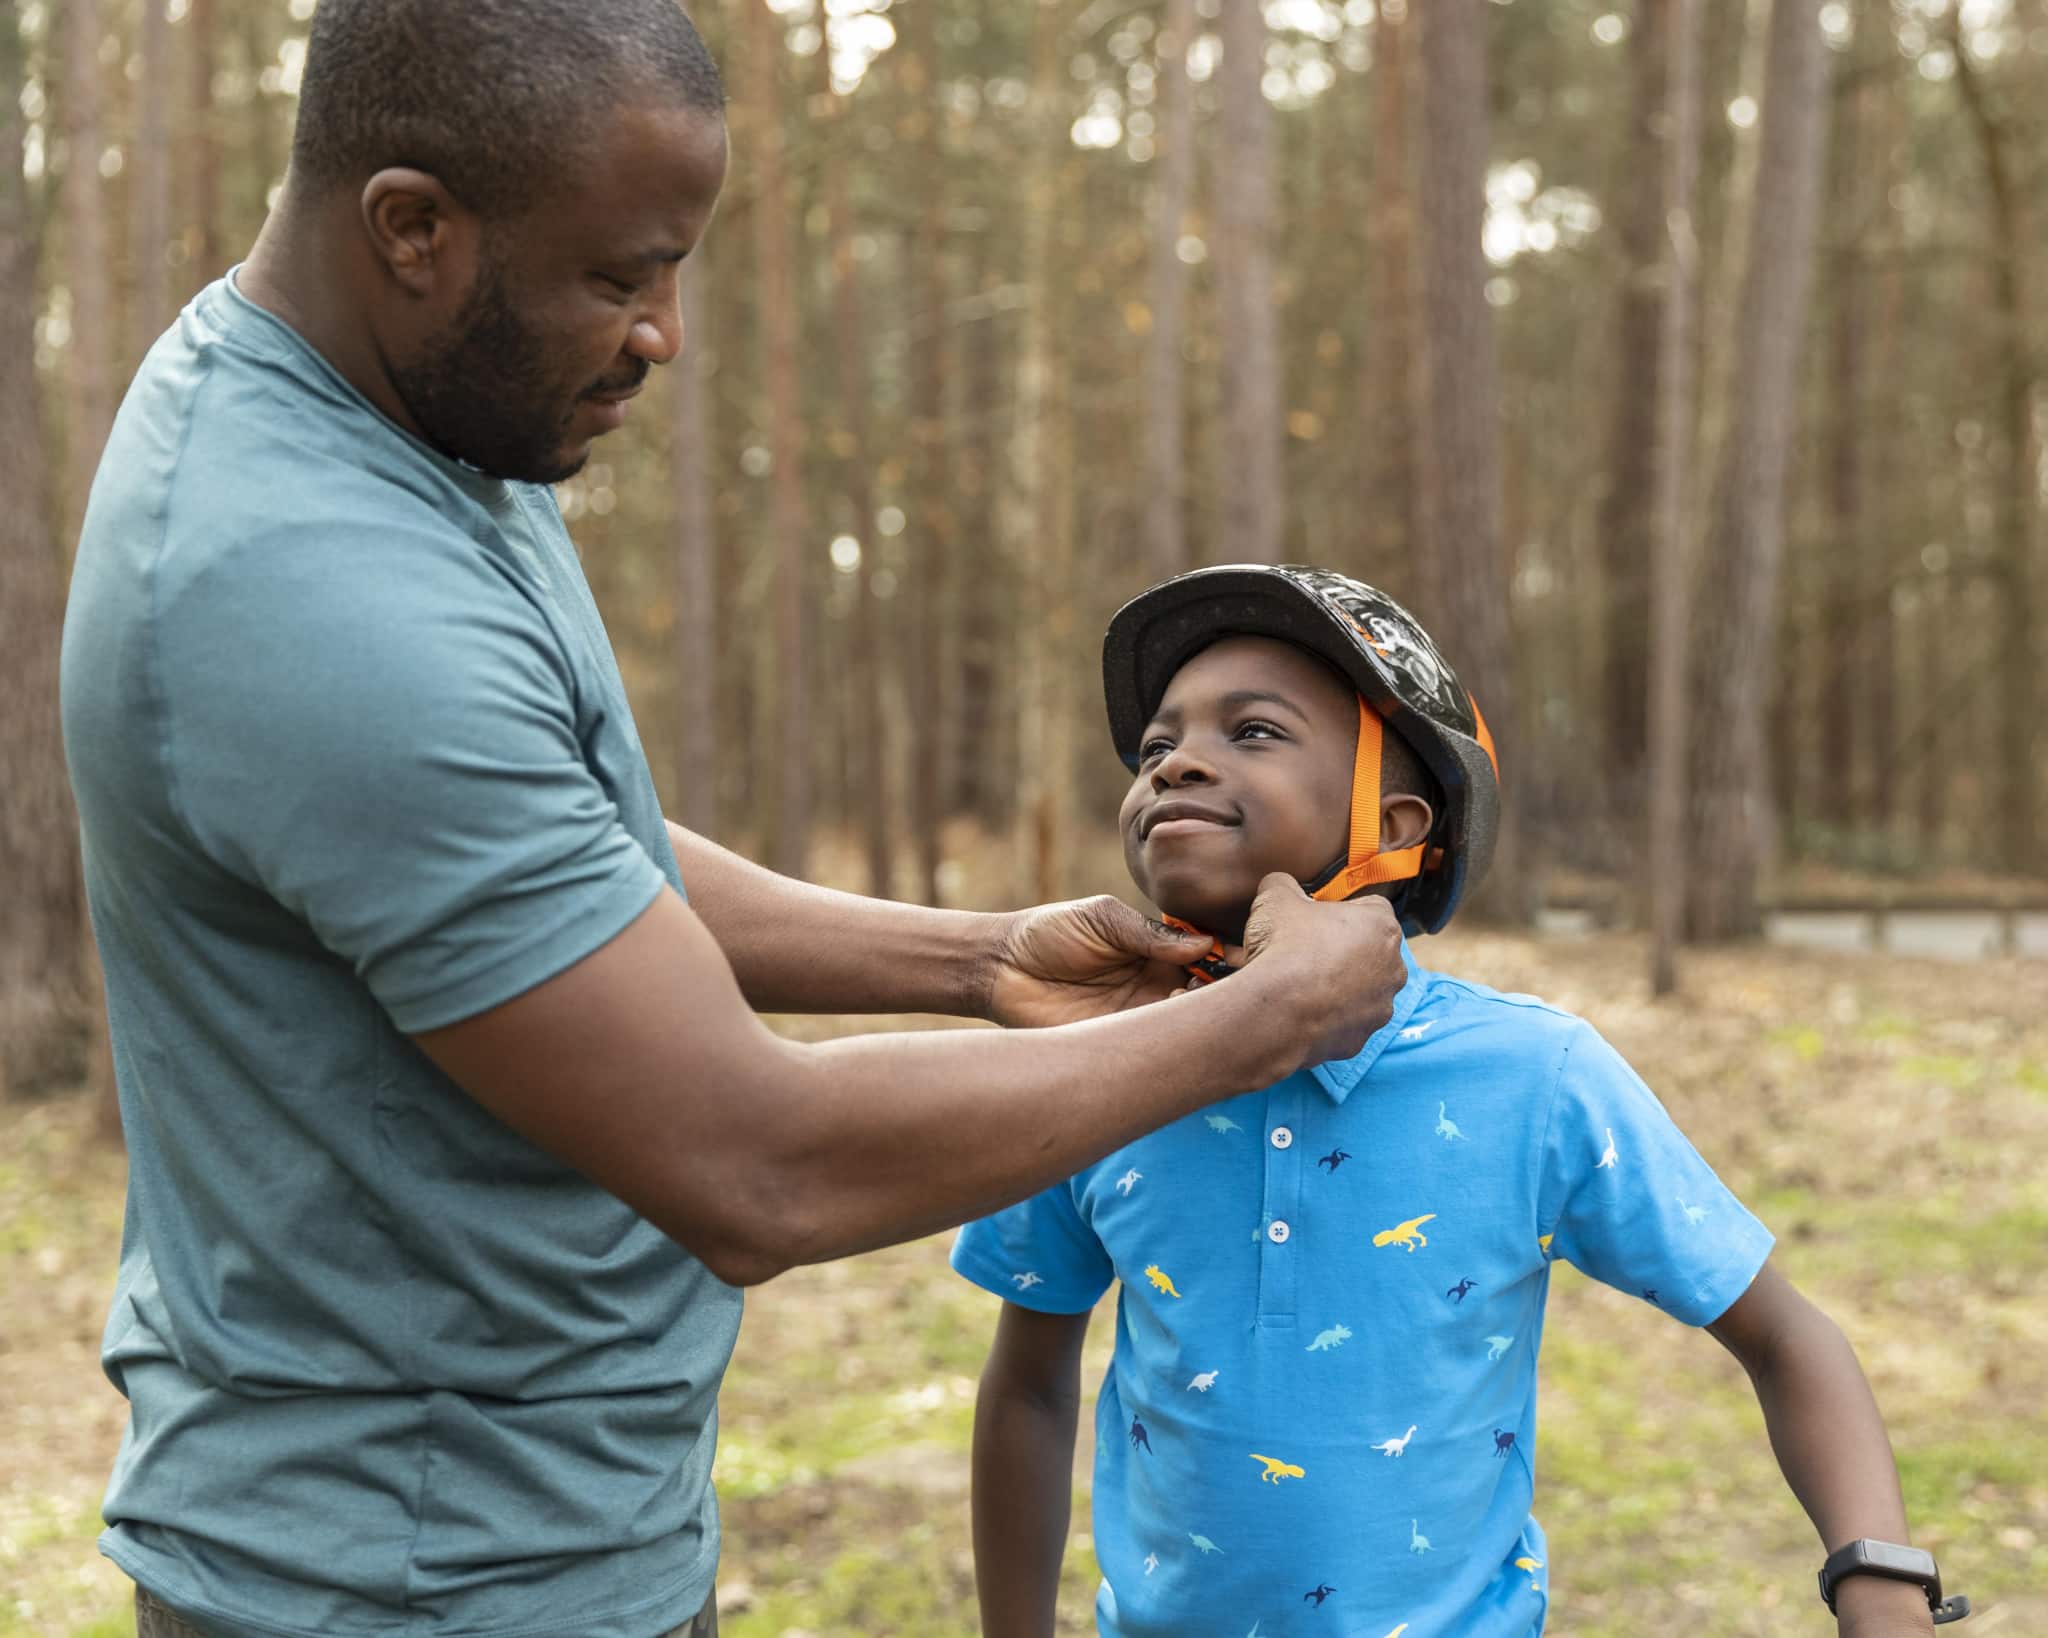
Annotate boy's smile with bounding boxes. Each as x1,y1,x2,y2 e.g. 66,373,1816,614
1120,636,1359,944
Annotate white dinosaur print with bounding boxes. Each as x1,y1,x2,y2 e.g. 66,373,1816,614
1399,1020,1435,1041
1434,1102,1468,1142
1372,1424,1418,1457
1011,1271,1044,1291
1306,1323,1352,1352
1115,1168,1142,1195
1409,1518,1432,1554
1205,1113,1243,1135
1678,1195,1709,1225
1144,1552,1159,1575
1485,1334,1513,1361
1187,1370,1220,1392
1189,1532,1224,1555
1595,1128,1618,1169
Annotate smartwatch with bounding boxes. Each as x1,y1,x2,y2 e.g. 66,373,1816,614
1818,1539,1971,1624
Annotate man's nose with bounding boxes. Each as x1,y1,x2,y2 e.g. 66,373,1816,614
628,273,685,365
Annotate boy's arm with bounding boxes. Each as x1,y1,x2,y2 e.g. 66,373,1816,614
1707,1261,1939,1637
973,1302,1094,1638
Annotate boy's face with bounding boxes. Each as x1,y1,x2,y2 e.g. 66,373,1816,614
1119,636,1357,940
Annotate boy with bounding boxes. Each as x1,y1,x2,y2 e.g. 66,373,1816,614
952,566,1966,1637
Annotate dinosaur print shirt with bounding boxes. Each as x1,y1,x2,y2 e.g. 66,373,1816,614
952,942,1774,1638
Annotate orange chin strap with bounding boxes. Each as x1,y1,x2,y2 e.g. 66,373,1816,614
1307,697,1428,904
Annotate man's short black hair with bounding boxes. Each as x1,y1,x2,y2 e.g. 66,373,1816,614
292,0,725,217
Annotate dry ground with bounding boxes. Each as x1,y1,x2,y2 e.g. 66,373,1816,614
4,927,2045,1637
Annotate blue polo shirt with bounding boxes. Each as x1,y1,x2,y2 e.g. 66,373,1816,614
952,944,1774,1638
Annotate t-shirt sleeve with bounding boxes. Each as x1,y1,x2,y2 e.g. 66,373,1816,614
1536,1020,1774,1326
159,518,669,1035
952,1180,1114,1315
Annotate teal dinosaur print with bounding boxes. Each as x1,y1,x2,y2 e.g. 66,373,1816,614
1189,1532,1224,1555
1408,1518,1432,1554
1306,1323,1352,1352
1205,1113,1244,1135
1485,1334,1513,1361
1434,1102,1467,1142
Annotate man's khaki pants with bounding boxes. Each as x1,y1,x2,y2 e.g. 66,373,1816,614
135,1582,720,1637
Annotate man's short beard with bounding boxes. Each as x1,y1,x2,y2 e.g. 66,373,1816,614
390,246,586,484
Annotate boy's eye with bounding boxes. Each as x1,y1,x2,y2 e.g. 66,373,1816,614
1139,737,1175,764
596,272,644,298
1234,719,1285,742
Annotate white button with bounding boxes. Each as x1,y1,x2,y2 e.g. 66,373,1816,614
1270,1127,1294,1150
1267,1220,1291,1244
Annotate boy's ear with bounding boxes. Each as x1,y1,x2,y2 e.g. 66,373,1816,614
1381,793,1433,853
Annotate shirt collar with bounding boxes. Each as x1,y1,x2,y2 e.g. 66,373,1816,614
1306,938,1428,1106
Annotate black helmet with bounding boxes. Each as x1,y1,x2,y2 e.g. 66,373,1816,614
1102,564,1499,934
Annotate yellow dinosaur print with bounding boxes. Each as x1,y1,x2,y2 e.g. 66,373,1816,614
1383,1627,1410,1638
1144,1263,1183,1298
1248,1453,1305,1484
1372,1212,1437,1252
1515,1555,1545,1589
1537,1233,1554,1256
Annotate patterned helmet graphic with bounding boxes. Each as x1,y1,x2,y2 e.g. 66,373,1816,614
1103,565,1500,934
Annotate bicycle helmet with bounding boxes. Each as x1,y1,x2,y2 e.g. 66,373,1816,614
1103,564,1499,935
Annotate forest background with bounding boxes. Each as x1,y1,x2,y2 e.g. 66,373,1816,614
1,0,2045,1633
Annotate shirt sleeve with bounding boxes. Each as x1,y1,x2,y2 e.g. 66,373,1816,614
1536,1020,1775,1326
158,516,669,1035
952,1180,1115,1315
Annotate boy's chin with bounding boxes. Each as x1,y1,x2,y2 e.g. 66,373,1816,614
1146,885,1256,944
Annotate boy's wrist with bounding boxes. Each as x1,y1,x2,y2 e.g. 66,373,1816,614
1832,1570,1938,1635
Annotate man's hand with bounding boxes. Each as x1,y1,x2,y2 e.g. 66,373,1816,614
982,896,1213,1028
1236,873,1406,1068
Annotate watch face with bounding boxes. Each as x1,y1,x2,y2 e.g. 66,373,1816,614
1861,1541,1937,1578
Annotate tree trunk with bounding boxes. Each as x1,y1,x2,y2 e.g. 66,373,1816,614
1144,0,1195,580
186,0,224,291
1010,0,1075,905
744,0,811,878
1817,4,1880,842
1361,0,1421,584
1649,0,1705,996
62,0,115,544
132,0,175,365
0,0,86,1099
902,0,948,904
817,34,893,900
1413,0,1524,919
1598,0,1673,837
671,255,719,839
1685,0,1831,940
1951,25,2042,877
1213,0,1283,562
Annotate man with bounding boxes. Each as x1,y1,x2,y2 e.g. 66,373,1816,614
59,4,1405,1636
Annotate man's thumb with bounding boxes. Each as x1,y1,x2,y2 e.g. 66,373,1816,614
1254,871,1309,904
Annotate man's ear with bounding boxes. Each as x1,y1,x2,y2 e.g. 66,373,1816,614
360,168,476,297
1381,793,1433,853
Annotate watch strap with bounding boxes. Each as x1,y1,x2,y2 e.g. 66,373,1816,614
1818,1538,1940,1614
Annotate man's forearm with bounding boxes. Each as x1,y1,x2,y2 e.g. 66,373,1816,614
668,822,999,1016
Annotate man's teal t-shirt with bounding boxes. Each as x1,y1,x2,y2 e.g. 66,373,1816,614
60,275,742,1638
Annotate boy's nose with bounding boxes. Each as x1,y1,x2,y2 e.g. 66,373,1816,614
1150,746,1216,789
